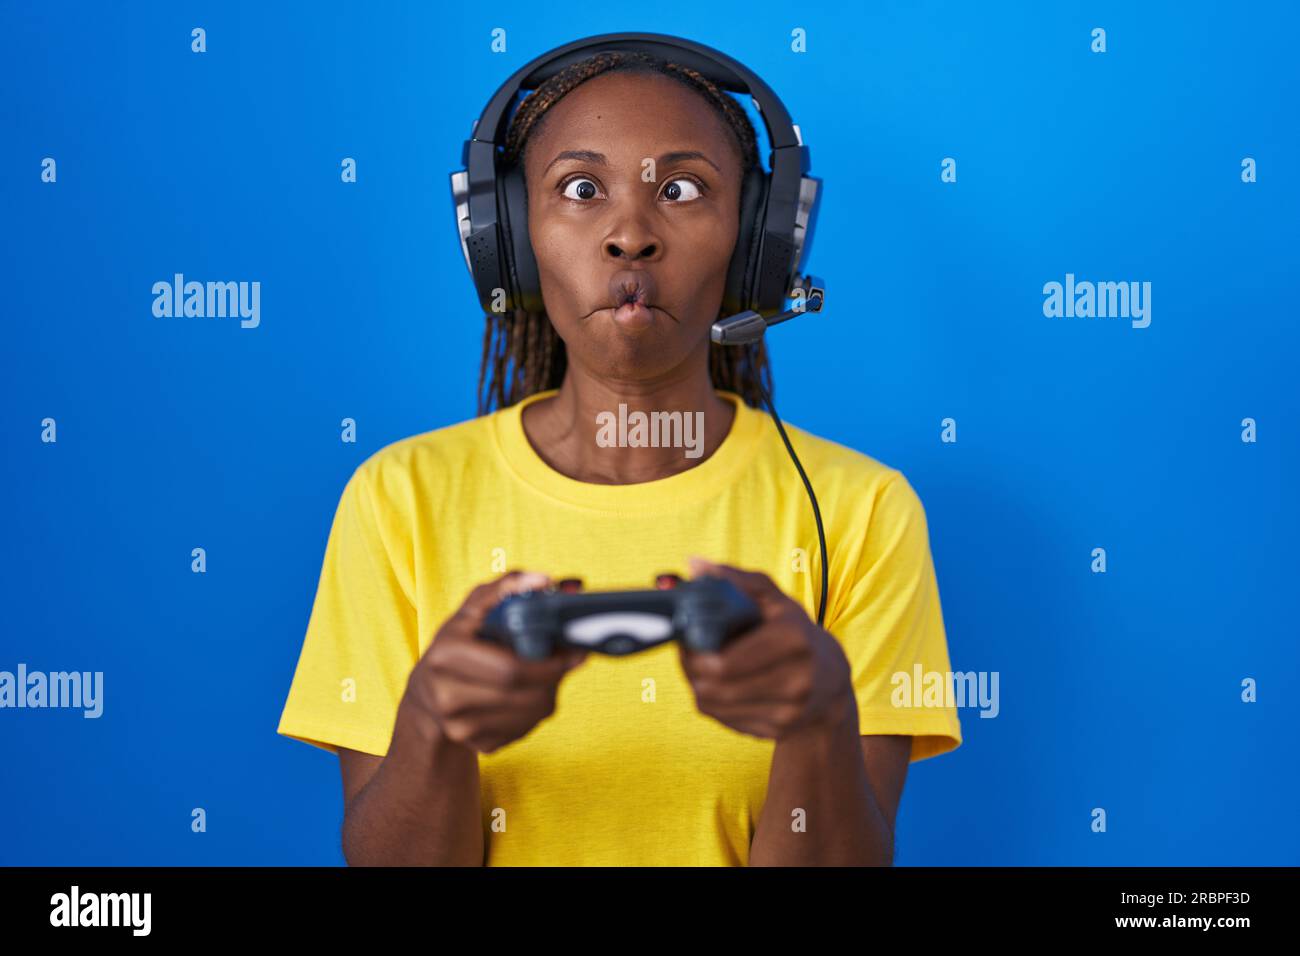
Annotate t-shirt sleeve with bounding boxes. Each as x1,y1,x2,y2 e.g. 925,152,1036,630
276,463,420,757
826,470,963,763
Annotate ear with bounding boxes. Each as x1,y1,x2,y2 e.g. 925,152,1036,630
721,165,768,317
500,162,544,313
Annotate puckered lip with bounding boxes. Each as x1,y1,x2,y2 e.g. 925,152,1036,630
606,267,659,312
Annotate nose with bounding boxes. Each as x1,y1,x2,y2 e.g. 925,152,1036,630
602,202,663,262
606,239,657,260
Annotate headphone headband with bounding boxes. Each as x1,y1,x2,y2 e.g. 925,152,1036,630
468,33,799,155
451,32,821,322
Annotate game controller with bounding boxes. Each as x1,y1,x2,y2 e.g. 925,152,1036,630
478,573,762,660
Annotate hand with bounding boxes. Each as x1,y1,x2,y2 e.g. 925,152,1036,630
400,571,588,754
678,557,855,740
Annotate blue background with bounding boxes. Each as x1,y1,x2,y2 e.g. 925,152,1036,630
2,1,1296,865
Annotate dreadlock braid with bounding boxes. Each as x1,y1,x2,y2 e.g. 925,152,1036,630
477,49,776,417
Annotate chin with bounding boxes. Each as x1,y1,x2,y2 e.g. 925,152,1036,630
574,334,686,382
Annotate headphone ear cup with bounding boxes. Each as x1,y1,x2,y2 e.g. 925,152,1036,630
499,165,544,314
722,166,769,317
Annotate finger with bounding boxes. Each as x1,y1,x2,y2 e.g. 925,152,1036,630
454,570,552,626
692,673,803,714
686,557,788,617
434,674,560,719
442,705,556,753
703,699,800,729
429,635,578,689
679,620,805,681
696,708,780,740
686,652,808,708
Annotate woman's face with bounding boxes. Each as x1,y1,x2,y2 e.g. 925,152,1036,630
522,71,745,383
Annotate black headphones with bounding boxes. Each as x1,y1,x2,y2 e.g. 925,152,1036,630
449,32,831,629
449,31,823,322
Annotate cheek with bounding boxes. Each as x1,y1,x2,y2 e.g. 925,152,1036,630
676,207,741,301
527,223,593,345
686,203,741,269
529,217,587,300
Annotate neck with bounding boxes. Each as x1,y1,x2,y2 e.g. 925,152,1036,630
520,354,737,485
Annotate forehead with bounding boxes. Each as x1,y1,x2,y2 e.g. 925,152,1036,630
523,70,742,172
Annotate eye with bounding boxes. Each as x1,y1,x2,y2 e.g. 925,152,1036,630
661,177,703,202
560,177,602,201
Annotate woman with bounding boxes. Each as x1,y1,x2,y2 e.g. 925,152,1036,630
277,47,962,866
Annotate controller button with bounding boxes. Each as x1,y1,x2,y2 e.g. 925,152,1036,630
603,635,638,655
556,578,583,593
655,573,682,590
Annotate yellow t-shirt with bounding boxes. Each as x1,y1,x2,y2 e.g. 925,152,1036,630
277,387,962,866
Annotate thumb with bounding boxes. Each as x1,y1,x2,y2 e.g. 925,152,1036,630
687,556,787,617
459,570,551,624
497,570,551,599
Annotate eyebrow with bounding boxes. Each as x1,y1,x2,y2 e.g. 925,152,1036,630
543,149,722,175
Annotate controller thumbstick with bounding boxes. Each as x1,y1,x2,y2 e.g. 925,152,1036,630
683,621,724,653
516,630,554,661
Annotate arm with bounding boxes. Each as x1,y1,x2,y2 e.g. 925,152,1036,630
751,472,951,864
677,559,915,867
336,571,585,867
750,693,911,866
338,696,485,867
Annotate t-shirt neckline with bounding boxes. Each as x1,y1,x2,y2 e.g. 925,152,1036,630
491,388,765,513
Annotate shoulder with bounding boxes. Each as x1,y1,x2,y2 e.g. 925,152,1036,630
348,408,503,504
758,411,926,525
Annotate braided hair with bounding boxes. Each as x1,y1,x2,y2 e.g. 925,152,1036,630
477,50,776,416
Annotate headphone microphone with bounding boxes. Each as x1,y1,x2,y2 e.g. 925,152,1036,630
709,271,830,629
451,32,831,629
709,268,829,631
711,274,826,345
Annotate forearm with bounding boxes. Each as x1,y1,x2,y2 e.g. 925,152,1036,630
749,691,893,866
341,699,484,866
